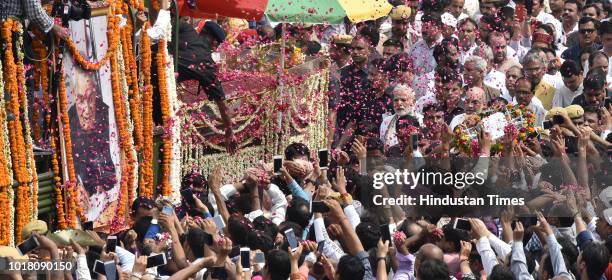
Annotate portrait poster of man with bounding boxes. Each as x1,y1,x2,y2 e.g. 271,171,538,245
60,15,122,228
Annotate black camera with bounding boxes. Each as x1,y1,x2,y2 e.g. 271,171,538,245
52,0,92,25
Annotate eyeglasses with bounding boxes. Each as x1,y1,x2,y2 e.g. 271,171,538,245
579,28,596,34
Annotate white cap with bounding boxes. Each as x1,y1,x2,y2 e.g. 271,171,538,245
441,12,457,28
603,209,612,226
600,186,612,208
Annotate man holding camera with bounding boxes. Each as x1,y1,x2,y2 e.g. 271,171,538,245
2,0,70,39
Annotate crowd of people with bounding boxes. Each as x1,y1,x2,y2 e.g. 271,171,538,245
2,0,612,278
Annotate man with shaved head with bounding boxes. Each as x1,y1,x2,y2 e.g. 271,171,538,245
414,243,446,279
450,87,486,131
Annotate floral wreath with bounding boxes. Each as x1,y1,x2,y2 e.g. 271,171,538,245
451,104,538,156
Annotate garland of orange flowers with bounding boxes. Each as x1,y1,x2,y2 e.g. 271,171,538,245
49,124,67,229
121,25,143,152
64,7,119,71
0,24,14,246
14,24,38,220
140,24,154,197
3,19,31,243
120,22,140,204
109,38,132,230
156,40,172,197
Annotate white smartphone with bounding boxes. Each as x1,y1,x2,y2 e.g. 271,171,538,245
240,247,250,272
146,253,168,268
213,215,226,231
255,252,265,268
284,229,299,252
273,155,283,175
318,149,329,170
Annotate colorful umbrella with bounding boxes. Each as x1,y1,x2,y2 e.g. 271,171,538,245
265,0,393,24
178,0,392,23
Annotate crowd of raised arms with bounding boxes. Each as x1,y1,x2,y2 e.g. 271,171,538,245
2,0,612,279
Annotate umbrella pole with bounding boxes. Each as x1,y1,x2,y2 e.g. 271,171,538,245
276,24,285,155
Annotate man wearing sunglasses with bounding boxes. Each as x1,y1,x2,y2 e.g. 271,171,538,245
561,17,602,63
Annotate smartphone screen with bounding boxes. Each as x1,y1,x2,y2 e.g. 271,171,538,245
255,252,265,265
273,156,283,174
240,248,250,271
104,261,118,280
518,215,538,228
317,241,325,254
106,236,117,253
380,224,391,242
144,220,161,240
17,236,39,255
93,260,106,275
213,215,225,230
162,205,173,215
318,149,329,169
411,134,418,150
83,221,94,231
284,229,299,251
605,97,611,107
543,120,552,130
229,246,240,258
515,3,526,22
552,115,564,125
181,188,196,205
210,267,228,280
311,201,330,213
146,253,168,268
454,219,472,231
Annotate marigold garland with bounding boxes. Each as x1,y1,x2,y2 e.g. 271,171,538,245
109,36,136,232
14,26,38,220
3,19,32,243
0,30,14,246
50,127,67,229
121,26,143,152
64,8,119,71
156,39,172,197
140,24,155,197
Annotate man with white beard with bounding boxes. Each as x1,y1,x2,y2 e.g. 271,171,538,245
380,84,423,153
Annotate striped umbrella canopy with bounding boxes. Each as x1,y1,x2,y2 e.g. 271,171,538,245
178,0,393,23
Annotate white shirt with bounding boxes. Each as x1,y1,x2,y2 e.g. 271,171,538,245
552,84,583,108
135,9,172,43
543,73,565,97
561,23,578,46
408,37,442,77
507,44,528,61
380,113,424,149
485,69,506,92
460,44,478,65
449,113,466,131
411,71,435,99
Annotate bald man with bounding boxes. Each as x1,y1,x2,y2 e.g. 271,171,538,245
449,87,486,130
414,244,445,279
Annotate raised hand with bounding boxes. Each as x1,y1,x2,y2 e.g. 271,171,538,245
132,256,148,274
513,221,524,242
377,239,390,258
459,240,472,260
469,218,491,239
332,166,347,194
